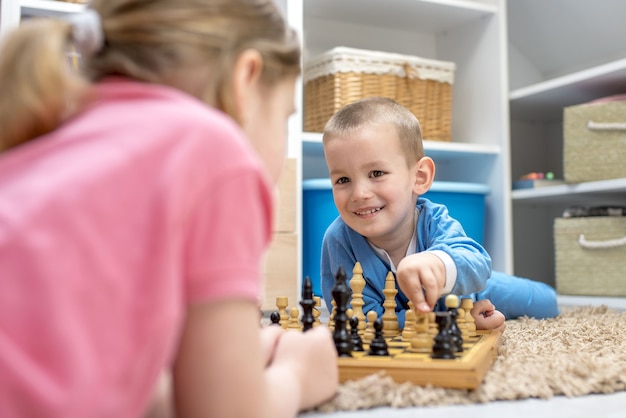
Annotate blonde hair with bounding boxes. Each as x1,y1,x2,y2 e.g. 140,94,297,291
0,0,300,152
322,97,424,165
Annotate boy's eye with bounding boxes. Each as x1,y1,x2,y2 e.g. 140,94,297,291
335,177,350,184
369,170,385,178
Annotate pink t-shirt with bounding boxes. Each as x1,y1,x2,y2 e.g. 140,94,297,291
0,79,273,417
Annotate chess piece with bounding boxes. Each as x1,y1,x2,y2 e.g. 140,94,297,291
328,299,336,331
363,310,377,345
461,298,477,337
269,311,281,326
456,304,468,341
332,266,353,357
346,308,353,321
431,312,456,359
409,307,432,353
368,318,389,356
401,308,416,341
382,271,399,337
287,307,301,330
300,276,315,332
349,262,367,335
349,316,364,352
313,296,322,327
276,296,289,329
427,311,438,339
445,294,463,352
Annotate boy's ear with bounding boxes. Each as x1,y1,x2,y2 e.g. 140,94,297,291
412,156,435,195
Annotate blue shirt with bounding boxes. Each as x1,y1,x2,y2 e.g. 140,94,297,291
320,197,560,326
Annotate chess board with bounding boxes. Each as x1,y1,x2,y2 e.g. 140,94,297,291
269,265,503,390
337,330,502,389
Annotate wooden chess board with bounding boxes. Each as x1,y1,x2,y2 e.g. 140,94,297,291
269,264,503,390
337,330,502,389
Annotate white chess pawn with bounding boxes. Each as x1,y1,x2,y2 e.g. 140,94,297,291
287,307,301,330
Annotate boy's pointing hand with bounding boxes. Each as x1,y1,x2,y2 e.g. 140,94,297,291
396,253,446,313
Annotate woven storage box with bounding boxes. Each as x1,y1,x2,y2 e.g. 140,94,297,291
554,216,626,296
303,47,455,141
563,100,626,182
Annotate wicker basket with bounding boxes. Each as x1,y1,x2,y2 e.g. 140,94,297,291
563,100,626,182
303,47,455,141
554,216,626,296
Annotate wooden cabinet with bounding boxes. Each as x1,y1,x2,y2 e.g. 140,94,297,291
508,0,626,286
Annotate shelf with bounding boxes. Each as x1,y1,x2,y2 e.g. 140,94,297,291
422,139,500,161
21,0,84,16
302,132,500,162
509,58,626,122
304,0,496,35
512,178,626,205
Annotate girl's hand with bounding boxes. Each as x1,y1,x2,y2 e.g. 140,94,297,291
259,324,284,366
271,326,339,411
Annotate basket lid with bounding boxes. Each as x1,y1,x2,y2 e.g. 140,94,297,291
304,46,455,84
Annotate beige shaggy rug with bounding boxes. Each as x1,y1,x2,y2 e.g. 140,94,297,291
312,305,626,413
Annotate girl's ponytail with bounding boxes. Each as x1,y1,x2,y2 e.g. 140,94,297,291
0,17,94,152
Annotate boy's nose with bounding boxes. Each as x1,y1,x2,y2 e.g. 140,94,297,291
351,183,372,200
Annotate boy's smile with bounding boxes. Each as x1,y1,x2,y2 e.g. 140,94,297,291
354,206,383,216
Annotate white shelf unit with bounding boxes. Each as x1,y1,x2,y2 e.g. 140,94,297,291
21,0,84,15
508,0,626,286
0,1,84,36
294,0,512,273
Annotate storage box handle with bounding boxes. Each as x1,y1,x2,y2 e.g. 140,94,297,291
578,234,626,249
587,121,626,131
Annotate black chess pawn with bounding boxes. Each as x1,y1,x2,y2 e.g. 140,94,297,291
349,316,364,352
431,312,456,359
368,318,389,356
270,311,281,326
300,276,316,332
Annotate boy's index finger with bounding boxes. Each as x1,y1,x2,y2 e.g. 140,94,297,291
411,287,431,313
421,278,442,312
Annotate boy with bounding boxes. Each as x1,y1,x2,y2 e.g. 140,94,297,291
320,97,559,330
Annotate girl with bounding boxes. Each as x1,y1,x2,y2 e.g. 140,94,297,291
0,1,338,417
